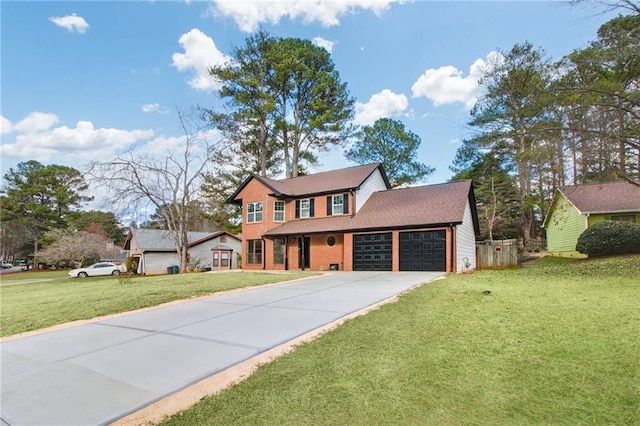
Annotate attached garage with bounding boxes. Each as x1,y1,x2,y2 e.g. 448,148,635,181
399,230,446,271
353,233,392,271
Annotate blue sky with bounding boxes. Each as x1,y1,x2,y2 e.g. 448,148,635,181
1,1,619,190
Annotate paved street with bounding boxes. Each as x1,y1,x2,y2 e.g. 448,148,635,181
1,271,443,426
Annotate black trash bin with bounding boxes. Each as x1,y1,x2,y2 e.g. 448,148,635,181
167,266,173,275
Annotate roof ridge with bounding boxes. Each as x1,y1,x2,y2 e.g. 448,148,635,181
272,162,379,183
376,179,471,192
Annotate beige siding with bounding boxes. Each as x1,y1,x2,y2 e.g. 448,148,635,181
545,195,587,257
355,170,388,212
456,200,477,272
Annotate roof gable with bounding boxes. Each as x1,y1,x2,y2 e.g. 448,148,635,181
559,181,640,214
123,229,234,251
228,163,390,204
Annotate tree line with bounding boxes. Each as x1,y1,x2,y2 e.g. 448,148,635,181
1,1,636,268
452,2,639,243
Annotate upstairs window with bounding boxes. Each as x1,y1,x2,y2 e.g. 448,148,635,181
300,199,311,218
274,201,285,222
247,202,262,223
295,198,314,218
334,194,344,215
327,194,349,216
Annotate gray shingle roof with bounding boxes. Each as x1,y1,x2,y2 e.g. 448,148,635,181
229,163,389,204
350,179,473,229
560,181,640,214
126,229,220,251
264,180,474,236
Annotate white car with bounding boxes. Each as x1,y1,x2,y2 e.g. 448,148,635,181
68,262,124,278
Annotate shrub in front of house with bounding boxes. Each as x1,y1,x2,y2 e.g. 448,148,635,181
576,221,640,257
125,256,139,274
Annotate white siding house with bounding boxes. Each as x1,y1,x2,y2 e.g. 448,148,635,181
123,229,241,274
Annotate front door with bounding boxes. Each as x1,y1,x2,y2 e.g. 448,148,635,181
298,237,310,269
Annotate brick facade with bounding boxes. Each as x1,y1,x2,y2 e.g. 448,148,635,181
237,178,354,271
229,164,478,273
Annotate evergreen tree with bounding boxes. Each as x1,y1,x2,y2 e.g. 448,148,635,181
346,118,434,187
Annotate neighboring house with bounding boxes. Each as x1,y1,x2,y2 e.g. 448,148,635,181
100,241,127,263
543,181,640,257
123,229,242,274
227,163,480,273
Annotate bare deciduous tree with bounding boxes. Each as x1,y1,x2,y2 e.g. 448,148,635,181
37,229,118,267
87,108,224,273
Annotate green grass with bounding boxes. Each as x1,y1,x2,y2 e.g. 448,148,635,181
161,255,640,426
0,271,315,337
0,269,69,282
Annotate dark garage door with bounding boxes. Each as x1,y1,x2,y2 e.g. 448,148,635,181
353,233,392,271
400,231,446,271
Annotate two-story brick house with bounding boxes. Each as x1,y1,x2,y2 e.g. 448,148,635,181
228,163,479,273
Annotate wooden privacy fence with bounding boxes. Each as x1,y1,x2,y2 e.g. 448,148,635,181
476,239,519,269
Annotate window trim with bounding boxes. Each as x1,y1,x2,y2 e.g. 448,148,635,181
274,201,285,222
300,199,311,218
332,194,344,215
247,201,263,223
247,240,263,265
295,198,315,218
327,193,349,216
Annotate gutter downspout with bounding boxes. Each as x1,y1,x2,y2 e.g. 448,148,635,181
451,225,457,273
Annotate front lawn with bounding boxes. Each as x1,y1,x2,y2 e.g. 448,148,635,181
0,271,315,337
162,255,640,425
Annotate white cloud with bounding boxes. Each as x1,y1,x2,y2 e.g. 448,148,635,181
354,89,409,125
312,37,335,53
172,28,231,91
142,103,160,113
1,112,154,166
13,112,60,133
141,103,169,114
411,51,503,110
49,13,89,34
209,0,404,32
0,115,12,134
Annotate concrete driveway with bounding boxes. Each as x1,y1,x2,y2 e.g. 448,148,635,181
1,271,444,426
